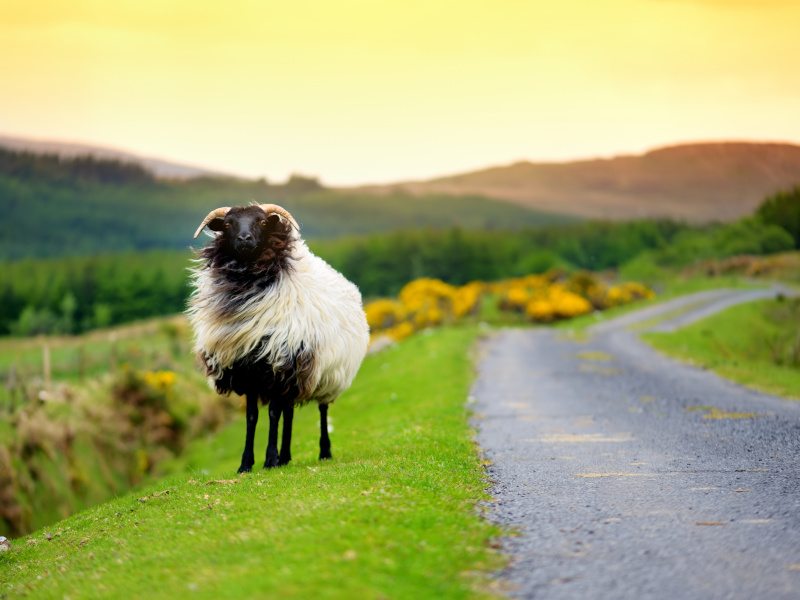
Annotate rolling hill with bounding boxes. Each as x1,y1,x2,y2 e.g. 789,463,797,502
3,135,799,261
0,147,573,260
358,142,800,222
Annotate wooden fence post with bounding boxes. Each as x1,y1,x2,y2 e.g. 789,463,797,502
42,342,52,392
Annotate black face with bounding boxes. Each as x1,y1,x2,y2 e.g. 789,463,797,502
209,206,282,261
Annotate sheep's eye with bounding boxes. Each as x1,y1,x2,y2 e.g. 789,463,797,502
224,222,231,229
260,219,267,227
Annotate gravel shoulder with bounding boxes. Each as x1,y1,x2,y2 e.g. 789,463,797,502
473,287,800,599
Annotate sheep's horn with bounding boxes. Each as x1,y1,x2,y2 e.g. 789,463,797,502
259,204,300,231
193,206,231,239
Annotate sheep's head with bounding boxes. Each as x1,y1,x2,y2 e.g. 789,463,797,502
193,204,300,262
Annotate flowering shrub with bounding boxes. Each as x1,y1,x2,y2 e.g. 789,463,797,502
365,278,481,341
383,322,415,341
546,285,593,319
111,367,184,453
605,282,656,307
399,278,456,329
525,299,555,322
364,271,654,344
365,299,405,331
453,282,483,318
142,370,177,394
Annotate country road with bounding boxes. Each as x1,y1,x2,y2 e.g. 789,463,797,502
473,287,800,599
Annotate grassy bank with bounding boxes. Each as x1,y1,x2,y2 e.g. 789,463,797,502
0,313,234,538
1,326,503,598
643,297,800,399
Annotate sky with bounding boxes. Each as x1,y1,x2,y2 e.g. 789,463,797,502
1,0,799,184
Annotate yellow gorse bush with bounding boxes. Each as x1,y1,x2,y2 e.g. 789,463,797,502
546,285,593,319
364,299,405,331
364,271,653,344
399,278,458,330
453,282,483,318
142,370,177,392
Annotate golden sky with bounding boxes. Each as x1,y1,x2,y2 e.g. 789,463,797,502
1,0,799,184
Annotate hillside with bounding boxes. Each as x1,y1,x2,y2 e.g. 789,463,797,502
0,149,574,260
0,134,225,179
359,142,800,222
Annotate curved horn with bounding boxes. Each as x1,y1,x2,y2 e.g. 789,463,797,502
193,206,231,239
259,204,300,231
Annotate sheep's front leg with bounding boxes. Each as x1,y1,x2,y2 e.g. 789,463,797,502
279,403,294,466
319,403,332,460
237,393,259,473
264,400,281,468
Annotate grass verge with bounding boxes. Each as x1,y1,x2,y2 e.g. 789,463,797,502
1,326,503,599
643,298,800,399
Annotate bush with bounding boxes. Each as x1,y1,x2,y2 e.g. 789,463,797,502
757,186,800,248
365,271,655,343
636,218,794,270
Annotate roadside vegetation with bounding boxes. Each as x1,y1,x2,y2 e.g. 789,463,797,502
0,327,504,598
0,317,225,537
644,296,800,399
365,271,654,342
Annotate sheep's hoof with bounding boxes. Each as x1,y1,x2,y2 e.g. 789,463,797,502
264,452,280,469
278,452,292,466
237,464,253,474
319,450,333,461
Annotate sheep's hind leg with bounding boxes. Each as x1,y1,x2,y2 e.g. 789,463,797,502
278,402,294,466
319,403,332,460
237,393,259,473
264,400,281,469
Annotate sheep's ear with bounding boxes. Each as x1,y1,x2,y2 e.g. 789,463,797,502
207,217,226,232
267,214,281,226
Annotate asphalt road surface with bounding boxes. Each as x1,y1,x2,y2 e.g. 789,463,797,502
472,287,800,599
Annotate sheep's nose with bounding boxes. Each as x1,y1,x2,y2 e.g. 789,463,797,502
237,232,254,243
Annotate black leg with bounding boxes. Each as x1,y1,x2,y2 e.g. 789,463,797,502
319,403,332,460
264,400,281,468
237,393,259,473
279,402,294,466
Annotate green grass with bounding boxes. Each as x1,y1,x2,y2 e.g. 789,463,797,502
643,298,800,399
0,326,504,599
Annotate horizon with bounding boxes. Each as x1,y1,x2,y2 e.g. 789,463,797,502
2,131,799,186
2,0,799,185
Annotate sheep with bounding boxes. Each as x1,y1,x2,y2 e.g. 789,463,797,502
187,203,369,473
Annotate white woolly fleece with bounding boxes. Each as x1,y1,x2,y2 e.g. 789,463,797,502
188,238,370,404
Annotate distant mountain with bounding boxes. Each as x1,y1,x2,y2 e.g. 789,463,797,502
358,142,800,222
0,134,228,179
